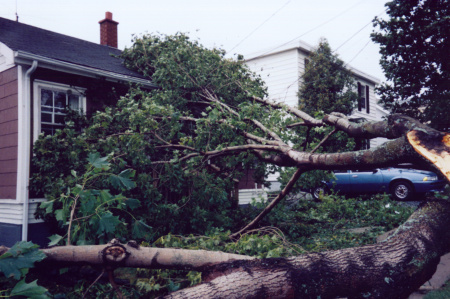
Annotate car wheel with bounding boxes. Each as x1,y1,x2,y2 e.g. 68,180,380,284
391,181,414,201
312,186,328,200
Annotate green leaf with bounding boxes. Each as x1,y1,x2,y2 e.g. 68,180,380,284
10,279,49,298
167,279,180,292
97,212,121,235
125,198,141,210
47,234,64,246
109,169,136,190
59,267,69,275
0,242,46,280
87,153,110,169
39,201,54,214
55,209,65,222
132,220,152,239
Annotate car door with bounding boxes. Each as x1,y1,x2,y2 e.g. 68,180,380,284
330,170,351,193
349,169,384,193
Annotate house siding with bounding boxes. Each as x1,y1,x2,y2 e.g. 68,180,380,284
246,49,300,107
0,67,18,199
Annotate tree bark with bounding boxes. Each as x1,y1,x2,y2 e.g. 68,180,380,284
37,241,253,271
164,199,450,299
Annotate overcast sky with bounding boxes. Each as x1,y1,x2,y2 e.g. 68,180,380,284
1,0,389,81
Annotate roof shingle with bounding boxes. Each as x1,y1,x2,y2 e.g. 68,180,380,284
0,17,146,80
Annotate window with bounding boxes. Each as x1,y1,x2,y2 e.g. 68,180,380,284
33,81,85,140
357,82,370,114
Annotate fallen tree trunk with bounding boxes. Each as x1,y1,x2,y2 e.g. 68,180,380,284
164,199,450,299
21,243,254,271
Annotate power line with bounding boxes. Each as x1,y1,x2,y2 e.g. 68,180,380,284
334,9,385,52
254,7,387,103
247,0,368,60
345,39,372,65
229,0,292,53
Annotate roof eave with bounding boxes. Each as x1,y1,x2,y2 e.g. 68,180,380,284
245,41,380,85
14,51,158,89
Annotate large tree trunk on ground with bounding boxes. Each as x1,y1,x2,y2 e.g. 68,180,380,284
164,200,450,299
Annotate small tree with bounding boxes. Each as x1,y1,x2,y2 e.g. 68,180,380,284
299,38,358,116
371,0,450,130
283,39,358,193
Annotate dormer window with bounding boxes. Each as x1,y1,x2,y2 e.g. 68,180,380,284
33,80,86,141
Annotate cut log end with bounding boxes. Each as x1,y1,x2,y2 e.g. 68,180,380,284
407,130,450,181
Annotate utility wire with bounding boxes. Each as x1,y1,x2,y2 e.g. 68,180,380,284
247,0,368,60
334,9,385,52
345,39,372,65
230,0,292,53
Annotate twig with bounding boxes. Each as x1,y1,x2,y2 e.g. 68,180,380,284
311,128,338,153
230,167,306,239
108,269,124,299
66,194,80,246
83,269,105,299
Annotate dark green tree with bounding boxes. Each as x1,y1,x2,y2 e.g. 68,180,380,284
298,38,358,116
287,39,358,195
372,0,450,130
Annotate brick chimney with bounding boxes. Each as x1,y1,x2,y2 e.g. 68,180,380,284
99,12,119,48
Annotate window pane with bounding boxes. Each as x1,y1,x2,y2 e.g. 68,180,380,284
41,89,53,112
68,94,80,110
54,92,66,110
41,124,55,136
55,113,65,124
38,85,83,136
41,112,52,123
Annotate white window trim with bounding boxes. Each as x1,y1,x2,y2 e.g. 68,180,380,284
33,80,86,142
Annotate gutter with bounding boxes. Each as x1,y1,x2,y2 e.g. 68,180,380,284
14,51,158,89
21,60,38,242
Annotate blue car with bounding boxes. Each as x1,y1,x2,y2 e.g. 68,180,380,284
312,168,447,201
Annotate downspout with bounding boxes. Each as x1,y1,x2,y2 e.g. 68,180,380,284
21,60,38,241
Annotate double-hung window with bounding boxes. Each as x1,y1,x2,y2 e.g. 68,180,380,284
357,82,370,114
33,80,86,141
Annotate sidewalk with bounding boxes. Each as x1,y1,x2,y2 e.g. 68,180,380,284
408,253,450,299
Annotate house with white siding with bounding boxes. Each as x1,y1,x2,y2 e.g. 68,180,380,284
241,40,386,195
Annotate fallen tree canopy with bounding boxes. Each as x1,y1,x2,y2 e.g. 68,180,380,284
2,113,449,298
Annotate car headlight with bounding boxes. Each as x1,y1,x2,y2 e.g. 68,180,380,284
423,176,438,181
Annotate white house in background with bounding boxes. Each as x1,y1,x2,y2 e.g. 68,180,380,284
242,40,387,194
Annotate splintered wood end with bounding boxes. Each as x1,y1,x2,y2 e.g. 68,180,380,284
407,130,450,182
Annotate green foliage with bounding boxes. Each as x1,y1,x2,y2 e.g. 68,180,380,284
30,33,277,244
372,0,450,129
36,153,147,245
243,193,413,252
153,228,303,258
0,242,48,298
10,279,49,299
293,39,359,189
0,241,46,280
298,38,358,115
